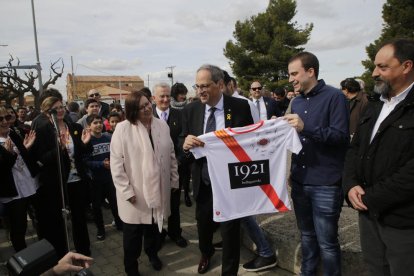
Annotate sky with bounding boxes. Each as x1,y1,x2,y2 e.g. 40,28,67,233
0,0,385,99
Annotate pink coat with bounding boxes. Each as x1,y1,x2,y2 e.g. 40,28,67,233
110,117,179,230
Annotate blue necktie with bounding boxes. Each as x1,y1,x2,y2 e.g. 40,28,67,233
205,107,216,133
161,111,168,122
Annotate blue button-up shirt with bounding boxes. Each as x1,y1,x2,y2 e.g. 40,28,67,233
291,80,349,185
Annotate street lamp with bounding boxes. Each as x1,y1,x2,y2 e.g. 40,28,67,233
166,65,175,87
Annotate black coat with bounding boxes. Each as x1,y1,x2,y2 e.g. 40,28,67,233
343,86,414,229
99,102,110,118
31,114,92,188
179,94,253,200
263,96,282,118
0,128,39,197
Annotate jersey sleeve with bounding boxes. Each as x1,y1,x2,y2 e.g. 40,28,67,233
190,132,212,159
286,126,302,154
191,146,205,159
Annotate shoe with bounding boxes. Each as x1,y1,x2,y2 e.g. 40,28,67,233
149,255,162,271
184,193,192,207
97,230,105,241
197,255,211,274
242,254,278,272
172,236,188,248
213,241,222,251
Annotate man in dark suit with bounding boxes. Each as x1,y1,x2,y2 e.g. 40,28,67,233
152,82,188,248
250,81,281,120
181,64,253,275
87,89,110,118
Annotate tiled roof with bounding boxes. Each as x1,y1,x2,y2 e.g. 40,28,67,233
68,74,144,82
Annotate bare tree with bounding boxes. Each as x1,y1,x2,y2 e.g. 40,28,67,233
0,55,64,108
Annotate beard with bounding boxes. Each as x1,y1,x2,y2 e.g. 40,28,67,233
373,77,392,98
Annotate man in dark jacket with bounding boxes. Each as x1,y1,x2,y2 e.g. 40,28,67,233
87,89,110,118
249,81,281,120
152,82,188,248
181,64,253,275
340,77,369,138
343,38,414,276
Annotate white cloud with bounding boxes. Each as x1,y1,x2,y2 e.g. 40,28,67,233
296,0,337,18
85,58,142,71
1,0,387,100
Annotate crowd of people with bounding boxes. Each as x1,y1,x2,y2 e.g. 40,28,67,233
0,38,413,276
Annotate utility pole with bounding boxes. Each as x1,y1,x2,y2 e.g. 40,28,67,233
31,0,43,96
71,56,76,99
166,65,175,87
147,74,150,87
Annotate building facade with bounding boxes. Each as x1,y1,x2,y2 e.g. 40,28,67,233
66,74,145,102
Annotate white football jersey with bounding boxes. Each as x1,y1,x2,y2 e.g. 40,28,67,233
191,118,302,222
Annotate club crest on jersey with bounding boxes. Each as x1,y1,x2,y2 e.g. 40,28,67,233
216,211,221,216
257,138,269,146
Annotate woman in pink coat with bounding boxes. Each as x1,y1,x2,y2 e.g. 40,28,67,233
110,90,179,276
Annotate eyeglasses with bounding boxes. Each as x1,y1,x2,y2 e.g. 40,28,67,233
193,83,213,91
138,101,151,111
0,115,12,122
88,93,100,97
51,106,65,112
251,87,262,91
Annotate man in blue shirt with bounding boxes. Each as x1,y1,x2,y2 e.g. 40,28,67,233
284,52,349,276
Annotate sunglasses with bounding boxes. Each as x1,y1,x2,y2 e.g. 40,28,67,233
0,115,12,122
251,87,262,91
89,93,100,97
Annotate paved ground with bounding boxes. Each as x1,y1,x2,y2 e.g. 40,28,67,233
0,193,294,275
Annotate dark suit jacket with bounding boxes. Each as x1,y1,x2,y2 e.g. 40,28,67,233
263,96,282,118
152,106,184,162
99,102,110,118
179,94,253,200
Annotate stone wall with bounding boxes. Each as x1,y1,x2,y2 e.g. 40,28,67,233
242,207,369,275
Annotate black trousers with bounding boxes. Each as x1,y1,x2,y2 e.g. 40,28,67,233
166,162,192,238
123,222,160,276
167,188,182,239
196,183,240,276
178,162,191,194
35,180,90,258
359,212,414,276
4,195,35,252
67,180,90,256
91,179,122,232
35,184,68,258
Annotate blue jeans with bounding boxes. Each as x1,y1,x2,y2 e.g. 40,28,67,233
291,182,343,276
241,216,274,257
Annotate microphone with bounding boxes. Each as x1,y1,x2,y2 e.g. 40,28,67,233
48,109,58,115
48,109,61,140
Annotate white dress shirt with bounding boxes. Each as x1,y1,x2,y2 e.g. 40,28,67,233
156,107,170,122
233,91,260,123
254,96,267,120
